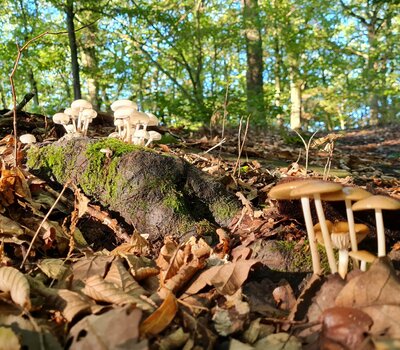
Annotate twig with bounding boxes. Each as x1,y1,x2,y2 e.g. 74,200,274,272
1,92,35,117
20,181,70,268
202,138,226,154
232,115,250,177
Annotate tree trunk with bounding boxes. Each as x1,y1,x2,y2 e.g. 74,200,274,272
241,0,265,120
367,25,379,126
289,55,302,130
65,0,81,100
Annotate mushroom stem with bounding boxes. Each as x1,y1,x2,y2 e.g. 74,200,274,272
313,194,337,273
125,121,132,143
375,208,386,257
344,198,359,267
300,197,321,274
338,249,349,279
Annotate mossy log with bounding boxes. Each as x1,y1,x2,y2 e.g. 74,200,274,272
27,137,241,245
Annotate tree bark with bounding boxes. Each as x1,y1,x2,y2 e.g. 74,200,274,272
65,0,81,100
289,53,302,130
241,0,265,120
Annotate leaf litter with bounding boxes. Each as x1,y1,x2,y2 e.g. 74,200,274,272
0,124,398,349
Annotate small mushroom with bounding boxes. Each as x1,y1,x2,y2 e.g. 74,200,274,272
331,232,350,279
110,99,138,112
146,112,159,127
114,106,135,142
19,134,36,145
132,128,150,146
145,130,162,147
64,107,79,132
291,181,343,274
321,187,372,267
352,195,400,257
80,109,97,136
53,112,71,132
130,111,150,131
269,179,322,274
71,99,92,132
348,250,376,271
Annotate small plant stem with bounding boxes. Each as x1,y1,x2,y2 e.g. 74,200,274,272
20,182,70,268
344,199,359,267
375,209,386,257
292,129,319,175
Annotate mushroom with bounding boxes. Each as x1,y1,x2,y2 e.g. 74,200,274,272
110,99,138,112
19,134,36,145
130,111,150,131
80,109,97,136
291,181,343,274
71,99,92,132
348,250,376,271
132,128,150,146
352,195,400,257
146,113,159,127
113,119,125,139
53,112,71,133
269,179,322,274
330,232,350,279
145,130,162,147
64,107,79,132
114,106,136,142
321,187,372,267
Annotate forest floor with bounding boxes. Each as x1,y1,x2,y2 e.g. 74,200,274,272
0,114,399,349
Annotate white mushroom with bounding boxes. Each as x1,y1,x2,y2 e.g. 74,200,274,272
53,112,71,133
19,134,36,145
110,99,138,112
80,109,97,136
64,107,80,132
132,129,150,146
71,99,92,132
114,106,135,142
145,131,162,147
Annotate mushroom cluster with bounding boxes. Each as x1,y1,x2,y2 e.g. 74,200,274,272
53,99,97,137
109,100,161,146
268,179,400,278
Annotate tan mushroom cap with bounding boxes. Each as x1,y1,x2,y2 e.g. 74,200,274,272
348,250,376,263
331,232,350,250
321,187,372,201
20,134,36,144
352,195,400,211
290,181,342,198
314,221,369,245
268,179,316,200
111,99,138,111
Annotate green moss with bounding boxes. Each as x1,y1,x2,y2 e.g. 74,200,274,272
80,138,142,201
210,198,240,222
275,240,331,273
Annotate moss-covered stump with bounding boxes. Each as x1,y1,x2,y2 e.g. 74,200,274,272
27,137,241,245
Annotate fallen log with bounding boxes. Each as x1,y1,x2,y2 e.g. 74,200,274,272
26,137,241,246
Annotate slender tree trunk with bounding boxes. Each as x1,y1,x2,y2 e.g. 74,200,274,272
289,52,302,130
65,0,81,100
81,24,100,109
0,82,6,109
273,36,282,126
367,25,379,126
241,0,265,120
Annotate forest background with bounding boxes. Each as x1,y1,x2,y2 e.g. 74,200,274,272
0,0,399,131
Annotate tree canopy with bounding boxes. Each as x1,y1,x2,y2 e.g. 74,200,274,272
0,0,399,130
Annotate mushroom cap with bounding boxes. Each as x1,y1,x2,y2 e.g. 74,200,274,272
290,181,342,197
111,99,138,112
352,195,400,211
19,134,36,144
268,179,316,200
64,107,79,118
108,132,120,138
146,113,159,126
114,106,135,119
321,187,372,202
133,129,150,139
71,99,92,110
332,221,369,244
148,130,162,141
348,250,376,263
81,109,97,118
331,232,350,250
53,113,70,125
114,119,125,127
130,111,150,125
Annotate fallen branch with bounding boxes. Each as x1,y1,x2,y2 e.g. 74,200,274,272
1,92,35,117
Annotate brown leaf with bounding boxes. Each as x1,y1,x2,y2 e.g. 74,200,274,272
140,290,178,337
320,307,373,350
0,214,24,236
57,289,94,322
335,258,400,338
0,266,31,310
83,275,154,311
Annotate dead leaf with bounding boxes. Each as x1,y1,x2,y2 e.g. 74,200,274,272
38,259,69,280
184,259,258,296
335,258,400,337
83,275,153,311
0,266,31,310
0,214,24,236
0,327,20,350
254,333,302,350
140,290,178,337
68,305,145,349
57,289,94,322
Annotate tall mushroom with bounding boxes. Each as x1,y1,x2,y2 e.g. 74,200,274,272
291,181,343,274
53,113,71,133
64,107,79,132
145,130,162,147
352,195,400,257
321,187,372,267
114,106,135,142
269,179,322,274
80,109,97,136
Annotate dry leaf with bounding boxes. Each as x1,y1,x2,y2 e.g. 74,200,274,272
0,266,31,310
0,214,24,236
140,290,178,336
0,327,21,350
57,289,94,322
83,275,153,311
38,259,69,280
